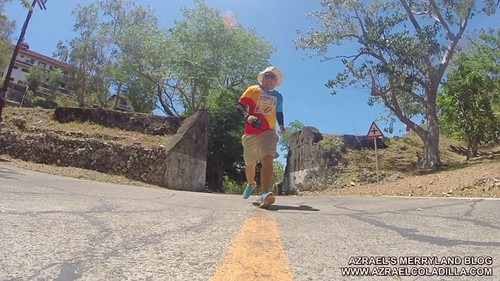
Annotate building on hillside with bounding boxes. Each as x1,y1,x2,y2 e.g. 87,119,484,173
0,42,76,103
110,94,133,111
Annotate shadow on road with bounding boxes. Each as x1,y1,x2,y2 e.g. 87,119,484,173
252,202,320,212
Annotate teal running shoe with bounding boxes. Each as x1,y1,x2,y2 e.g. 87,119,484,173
242,182,256,199
259,192,275,209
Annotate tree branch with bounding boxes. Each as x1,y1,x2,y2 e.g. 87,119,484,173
429,0,454,40
399,0,422,32
436,6,472,90
399,0,434,78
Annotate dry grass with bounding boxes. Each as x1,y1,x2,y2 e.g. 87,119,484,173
2,107,171,148
316,132,500,198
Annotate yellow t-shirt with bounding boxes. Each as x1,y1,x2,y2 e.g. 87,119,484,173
238,85,283,135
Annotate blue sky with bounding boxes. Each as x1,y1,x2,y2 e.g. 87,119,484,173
5,0,498,138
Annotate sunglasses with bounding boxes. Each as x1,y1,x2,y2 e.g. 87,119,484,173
264,73,276,79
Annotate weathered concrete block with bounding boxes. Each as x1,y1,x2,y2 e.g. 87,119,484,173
163,110,209,191
283,126,386,194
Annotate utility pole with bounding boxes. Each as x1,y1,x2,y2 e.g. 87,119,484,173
0,0,47,122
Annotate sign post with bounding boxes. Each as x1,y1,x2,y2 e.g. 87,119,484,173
366,121,384,182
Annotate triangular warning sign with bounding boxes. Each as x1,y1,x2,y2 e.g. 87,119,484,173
367,122,384,138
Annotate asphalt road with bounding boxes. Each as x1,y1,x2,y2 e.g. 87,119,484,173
1,163,499,281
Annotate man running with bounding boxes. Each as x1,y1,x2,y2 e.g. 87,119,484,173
237,66,286,208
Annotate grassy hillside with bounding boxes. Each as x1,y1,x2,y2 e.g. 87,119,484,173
1,107,171,148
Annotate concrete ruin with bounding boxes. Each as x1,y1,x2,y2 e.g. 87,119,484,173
283,126,386,195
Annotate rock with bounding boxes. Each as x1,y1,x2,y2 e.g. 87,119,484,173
11,118,26,130
387,174,400,182
283,126,387,194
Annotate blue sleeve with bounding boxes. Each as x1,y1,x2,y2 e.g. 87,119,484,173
277,112,284,126
276,92,283,113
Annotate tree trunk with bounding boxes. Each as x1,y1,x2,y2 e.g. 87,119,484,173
419,112,442,169
469,138,479,158
421,131,441,169
113,84,122,110
77,89,85,107
156,84,175,116
0,97,5,122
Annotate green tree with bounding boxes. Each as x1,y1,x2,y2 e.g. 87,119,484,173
439,29,500,157
123,76,158,113
0,0,16,68
169,0,274,190
205,88,246,191
98,0,171,115
22,65,44,107
279,120,305,156
47,68,63,102
296,0,498,169
168,0,274,116
273,160,285,189
55,2,112,107
25,64,43,94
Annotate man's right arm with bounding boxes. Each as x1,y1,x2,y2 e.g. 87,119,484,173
236,103,262,129
236,103,249,121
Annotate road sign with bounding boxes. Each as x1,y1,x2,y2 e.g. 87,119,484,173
366,121,384,181
366,121,384,139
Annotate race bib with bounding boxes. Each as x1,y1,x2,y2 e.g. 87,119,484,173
255,94,277,115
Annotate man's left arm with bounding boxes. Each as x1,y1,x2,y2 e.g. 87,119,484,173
276,94,286,135
277,112,286,135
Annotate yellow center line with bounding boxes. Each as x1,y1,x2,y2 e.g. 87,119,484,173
209,211,294,281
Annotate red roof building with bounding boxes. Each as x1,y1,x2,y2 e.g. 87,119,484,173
1,42,77,99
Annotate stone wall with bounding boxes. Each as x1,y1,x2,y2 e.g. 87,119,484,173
0,108,208,191
283,126,386,195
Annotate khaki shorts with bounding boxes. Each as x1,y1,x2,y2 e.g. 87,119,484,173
241,130,279,165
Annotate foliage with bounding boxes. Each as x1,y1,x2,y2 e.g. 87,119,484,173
24,63,65,105
319,137,343,154
121,77,157,113
55,2,112,108
205,87,247,189
168,0,274,190
25,64,43,93
222,175,242,194
167,0,275,115
20,89,38,107
99,0,173,115
273,160,285,187
295,0,498,170
278,120,304,156
0,0,15,68
47,68,63,101
76,0,275,118
56,94,79,108
439,29,500,157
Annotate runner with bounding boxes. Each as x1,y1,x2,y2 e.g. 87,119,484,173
237,66,286,208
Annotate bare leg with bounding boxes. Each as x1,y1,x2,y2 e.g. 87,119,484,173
260,155,274,193
245,163,256,185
